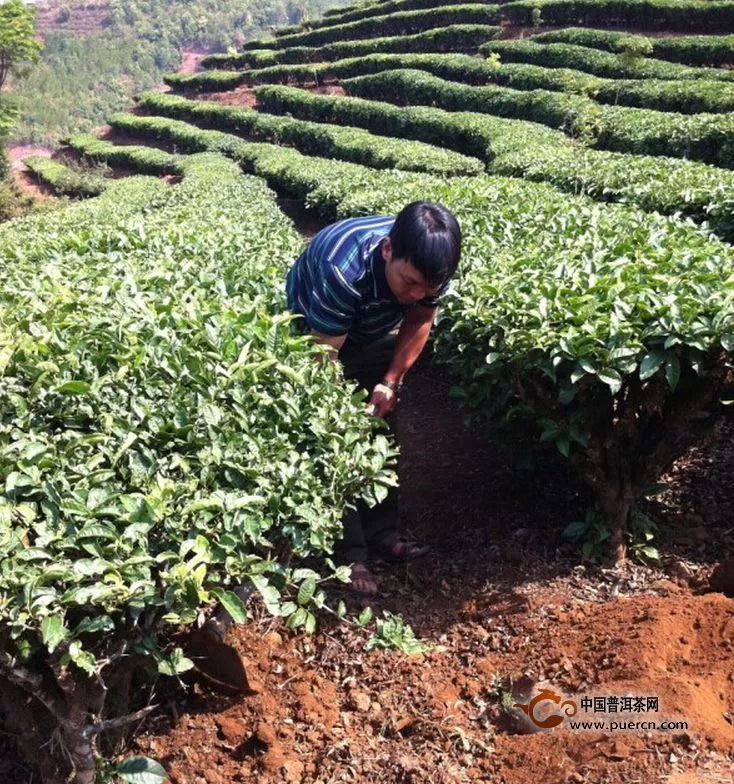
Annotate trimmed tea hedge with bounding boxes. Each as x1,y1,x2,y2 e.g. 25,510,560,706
275,0,497,35
292,0,734,35
134,91,484,176
532,28,734,67
179,52,734,114
502,0,734,33
489,64,734,114
23,156,106,198
266,4,502,49
200,25,502,69
253,84,734,237
481,40,734,82
165,69,248,91
64,134,184,175
342,68,734,167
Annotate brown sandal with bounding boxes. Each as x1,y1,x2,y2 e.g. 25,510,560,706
376,532,430,562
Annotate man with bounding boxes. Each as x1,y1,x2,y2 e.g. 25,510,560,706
287,201,462,594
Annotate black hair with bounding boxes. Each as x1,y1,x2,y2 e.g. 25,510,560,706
389,201,461,286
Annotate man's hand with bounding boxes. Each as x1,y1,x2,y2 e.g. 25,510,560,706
368,382,397,418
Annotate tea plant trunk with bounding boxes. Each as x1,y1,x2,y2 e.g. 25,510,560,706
600,485,634,564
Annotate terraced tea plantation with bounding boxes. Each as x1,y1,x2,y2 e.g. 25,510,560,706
8,0,734,782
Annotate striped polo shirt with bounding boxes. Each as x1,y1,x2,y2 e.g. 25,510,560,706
286,215,446,345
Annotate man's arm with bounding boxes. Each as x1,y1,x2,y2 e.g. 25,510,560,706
370,304,436,416
311,330,346,362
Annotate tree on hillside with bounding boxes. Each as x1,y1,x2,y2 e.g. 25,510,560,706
0,0,42,91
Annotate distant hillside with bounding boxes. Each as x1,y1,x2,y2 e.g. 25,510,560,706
34,1,110,37
12,0,351,144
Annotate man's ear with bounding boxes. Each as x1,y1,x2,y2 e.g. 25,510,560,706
381,236,393,263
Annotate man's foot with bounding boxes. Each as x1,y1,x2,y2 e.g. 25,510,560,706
348,562,378,595
375,531,430,562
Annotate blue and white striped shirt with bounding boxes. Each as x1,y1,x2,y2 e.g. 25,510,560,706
286,215,444,345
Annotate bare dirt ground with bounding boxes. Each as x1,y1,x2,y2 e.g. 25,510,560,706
180,48,210,75
196,82,345,108
198,85,259,108
130,362,734,784
7,144,56,201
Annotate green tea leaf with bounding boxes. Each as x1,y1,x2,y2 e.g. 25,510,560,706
210,588,247,624
115,756,168,784
56,381,91,395
41,615,68,653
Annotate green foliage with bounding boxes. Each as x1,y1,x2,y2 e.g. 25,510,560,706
188,50,734,116
11,0,351,144
534,28,734,68
113,756,167,784
84,137,733,563
133,91,485,176
66,133,185,175
563,509,610,562
616,34,654,62
12,32,180,145
563,507,660,564
501,0,734,32
0,0,42,91
253,84,734,239
342,67,734,168
481,39,734,82
0,152,395,687
181,134,732,557
23,155,107,198
276,0,479,34
262,4,502,48
628,508,661,564
202,24,502,69
364,610,431,654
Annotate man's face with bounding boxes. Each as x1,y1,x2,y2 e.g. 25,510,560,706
382,238,441,306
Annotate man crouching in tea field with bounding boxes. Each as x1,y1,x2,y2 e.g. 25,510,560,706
287,201,462,595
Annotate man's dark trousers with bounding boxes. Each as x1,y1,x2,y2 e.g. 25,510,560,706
337,329,400,564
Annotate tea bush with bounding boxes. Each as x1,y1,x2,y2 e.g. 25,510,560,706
532,28,734,67
502,0,734,32
65,134,184,175
480,40,734,82
342,68,734,167
275,0,494,33
0,154,395,781
132,92,484,176
180,52,734,115
253,84,734,237
258,4,502,48
23,156,107,198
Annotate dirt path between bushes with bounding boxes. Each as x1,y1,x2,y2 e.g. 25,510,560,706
6,144,56,201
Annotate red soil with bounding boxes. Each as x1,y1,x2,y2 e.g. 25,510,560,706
7,144,54,169
198,86,259,108
6,144,56,201
180,48,210,75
